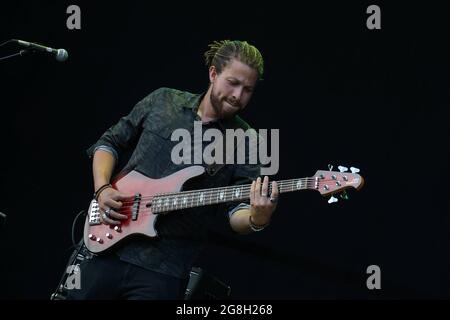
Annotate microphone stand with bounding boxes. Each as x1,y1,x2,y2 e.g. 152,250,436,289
0,39,30,62
0,49,30,62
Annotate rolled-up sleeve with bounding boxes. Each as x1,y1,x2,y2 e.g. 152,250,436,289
92,145,119,161
228,202,251,218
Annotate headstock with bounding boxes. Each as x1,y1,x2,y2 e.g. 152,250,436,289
312,165,364,203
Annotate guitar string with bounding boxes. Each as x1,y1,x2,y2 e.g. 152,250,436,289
102,178,318,207
95,179,345,216
102,178,346,211
92,181,347,223
105,177,342,206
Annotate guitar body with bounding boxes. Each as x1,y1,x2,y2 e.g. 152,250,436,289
84,165,205,253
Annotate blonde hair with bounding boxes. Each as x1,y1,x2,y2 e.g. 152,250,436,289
204,40,264,80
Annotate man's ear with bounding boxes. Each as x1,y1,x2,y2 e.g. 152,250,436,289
209,66,218,83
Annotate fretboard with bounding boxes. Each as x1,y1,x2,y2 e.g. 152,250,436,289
151,177,316,213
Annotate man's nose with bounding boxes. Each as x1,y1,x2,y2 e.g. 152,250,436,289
232,88,243,102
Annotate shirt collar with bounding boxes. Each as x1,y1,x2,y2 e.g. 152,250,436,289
183,92,204,112
183,92,241,131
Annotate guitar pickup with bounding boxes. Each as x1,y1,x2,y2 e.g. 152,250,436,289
131,193,142,221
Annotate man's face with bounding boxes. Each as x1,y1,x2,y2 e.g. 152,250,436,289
209,59,258,119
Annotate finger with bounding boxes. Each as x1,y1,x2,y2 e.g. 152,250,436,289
103,215,120,225
100,208,121,225
250,180,255,205
271,181,279,199
104,198,123,210
261,176,269,197
115,192,135,201
103,200,127,220
108,209,128,220
270,181,279,205
255,177,261,200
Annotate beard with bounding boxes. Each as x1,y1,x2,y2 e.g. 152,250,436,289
210,83,241,120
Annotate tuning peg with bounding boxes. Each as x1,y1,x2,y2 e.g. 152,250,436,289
328,196,338,204
338,165,348,173
340,190,349,200
328,164,334,171
350,167,360,174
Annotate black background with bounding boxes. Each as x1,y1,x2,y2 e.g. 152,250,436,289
0,1,448,299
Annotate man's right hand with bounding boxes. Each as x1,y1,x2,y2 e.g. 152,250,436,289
97,188,132,225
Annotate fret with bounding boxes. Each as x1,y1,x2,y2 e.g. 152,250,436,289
164,197,169,209
156,198,162,211
234,187,240,200
183,196,187,209
173,197,178,209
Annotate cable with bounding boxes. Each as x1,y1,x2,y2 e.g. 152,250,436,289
71,209,86,248
50,209,87,300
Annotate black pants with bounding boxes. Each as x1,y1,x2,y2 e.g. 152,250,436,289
65,253,188,300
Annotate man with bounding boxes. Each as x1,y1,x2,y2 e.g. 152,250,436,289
67,40,278,300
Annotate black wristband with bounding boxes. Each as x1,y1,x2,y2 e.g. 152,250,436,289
93,183,112,200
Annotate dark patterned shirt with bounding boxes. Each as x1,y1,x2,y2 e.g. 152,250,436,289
87,87,261,278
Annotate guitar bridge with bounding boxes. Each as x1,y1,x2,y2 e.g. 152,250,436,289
131,193,142,221
88,199,101,225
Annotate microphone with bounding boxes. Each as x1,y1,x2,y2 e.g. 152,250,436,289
12,39,68,62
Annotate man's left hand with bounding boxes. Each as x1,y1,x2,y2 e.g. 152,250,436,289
249,176,279,226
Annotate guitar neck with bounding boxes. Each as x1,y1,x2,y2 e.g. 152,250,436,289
151,177,315,213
